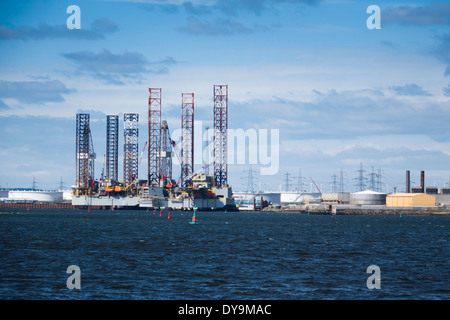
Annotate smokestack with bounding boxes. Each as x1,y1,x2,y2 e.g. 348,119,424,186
421,171,425,193
406,170,410,193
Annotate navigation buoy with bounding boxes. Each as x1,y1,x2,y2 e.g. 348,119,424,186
189,206,198,224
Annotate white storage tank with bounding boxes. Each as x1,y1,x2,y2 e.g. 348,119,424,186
8,190,63,202
350,190,386,205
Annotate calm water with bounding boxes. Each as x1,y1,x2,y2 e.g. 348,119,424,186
0,209,448,300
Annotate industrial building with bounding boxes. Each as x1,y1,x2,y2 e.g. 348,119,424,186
386,193,436,208
402,169,449,206
321,192,350,204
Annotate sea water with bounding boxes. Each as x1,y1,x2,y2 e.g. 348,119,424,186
0,209,448,300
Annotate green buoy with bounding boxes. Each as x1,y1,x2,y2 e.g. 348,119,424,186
189,206,198,224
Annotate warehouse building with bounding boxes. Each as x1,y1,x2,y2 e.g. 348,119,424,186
386,193,435,207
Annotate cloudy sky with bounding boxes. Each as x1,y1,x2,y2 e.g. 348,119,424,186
0,0,449,192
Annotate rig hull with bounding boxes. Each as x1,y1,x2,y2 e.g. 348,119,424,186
72,186,236,211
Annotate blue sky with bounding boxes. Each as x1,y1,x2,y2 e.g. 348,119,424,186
1,0,449,192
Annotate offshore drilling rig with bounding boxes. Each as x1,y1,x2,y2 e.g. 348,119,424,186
72,85,236,210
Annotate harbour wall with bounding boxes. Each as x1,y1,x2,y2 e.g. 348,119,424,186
0,202,107,210
265,204,450,216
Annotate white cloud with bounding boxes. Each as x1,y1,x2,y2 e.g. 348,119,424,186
282,135,450,158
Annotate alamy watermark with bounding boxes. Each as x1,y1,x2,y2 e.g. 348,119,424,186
367,5,381,30
67,4,381,31
366,265,381,289
64,263,382,291
66,5,81,30
170,121,280,176
66,265,81,289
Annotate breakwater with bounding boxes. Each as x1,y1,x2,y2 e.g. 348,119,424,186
1,201,450,216
265,204,450,216
0,202,105,210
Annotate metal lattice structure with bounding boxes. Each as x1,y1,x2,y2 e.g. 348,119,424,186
339,170,344,193
75,114,93,192
355,162,366,192
213,85,228,187
203,126,210,175
160,120,173,181
106,115,119,181
89,127,95,183
148,88,162,185
245,164,256,194
123,113,139,185
181,93,194,187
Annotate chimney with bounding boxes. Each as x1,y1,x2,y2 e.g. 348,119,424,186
406,170,410,193
421,171,425,193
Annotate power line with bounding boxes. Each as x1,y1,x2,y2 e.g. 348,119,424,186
283,172,292,192
244,164,257,193
355,162,366,192
293,168,305,192
330,173,338,193
339,169,345,193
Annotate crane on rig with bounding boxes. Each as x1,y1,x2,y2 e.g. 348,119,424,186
176,163,213,188
101,154,105,181
310,177,322,193
138,141,148,167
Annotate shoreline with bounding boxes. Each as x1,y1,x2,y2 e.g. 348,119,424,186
1,201,450,216
264,204,450,216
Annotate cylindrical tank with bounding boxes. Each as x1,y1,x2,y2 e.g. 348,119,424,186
350,190,386,205
8,190,63,202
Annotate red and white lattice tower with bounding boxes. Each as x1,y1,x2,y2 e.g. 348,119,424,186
213,85,228,187
148,88,161,185
181,93,194,187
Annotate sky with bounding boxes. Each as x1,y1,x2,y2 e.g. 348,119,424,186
0,0,449,192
